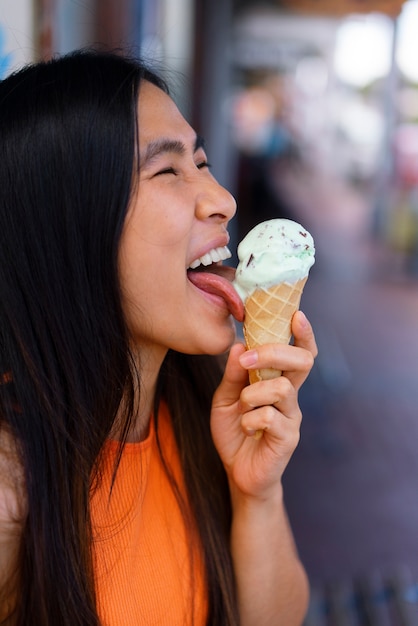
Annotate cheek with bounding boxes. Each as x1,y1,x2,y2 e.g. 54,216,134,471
118,193,192,333
131,187,194,246
118,232,180,332
145,216,192,250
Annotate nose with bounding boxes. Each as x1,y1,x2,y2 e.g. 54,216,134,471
195,177,237,223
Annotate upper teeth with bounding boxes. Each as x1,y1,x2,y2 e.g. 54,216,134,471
188,246,232,269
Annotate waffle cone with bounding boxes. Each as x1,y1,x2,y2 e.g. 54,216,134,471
243,277,307,383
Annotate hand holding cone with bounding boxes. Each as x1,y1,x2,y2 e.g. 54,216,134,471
243,277,307,383
233,218,315,385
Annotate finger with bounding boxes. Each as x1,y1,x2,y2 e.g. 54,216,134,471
241,404,278,437
212,342,248,409
240,404,302,443
240,375,301,420
292,310,318,359
239,342,313,382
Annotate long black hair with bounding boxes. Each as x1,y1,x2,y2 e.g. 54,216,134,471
0,50,238,625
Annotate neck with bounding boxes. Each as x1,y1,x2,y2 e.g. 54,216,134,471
114,344,167,443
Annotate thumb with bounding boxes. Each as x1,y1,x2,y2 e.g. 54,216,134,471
212,342,248,409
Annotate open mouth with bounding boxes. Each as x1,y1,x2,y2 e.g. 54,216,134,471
187,245,232,270
187,246,244,322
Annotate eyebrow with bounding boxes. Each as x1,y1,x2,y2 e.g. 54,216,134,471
140,134,206,168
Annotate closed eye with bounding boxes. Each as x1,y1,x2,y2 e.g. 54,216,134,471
197,161,211,170
153,162,211,177
154,167,177,176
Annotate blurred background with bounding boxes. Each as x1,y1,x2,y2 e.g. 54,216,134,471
2,0,418,623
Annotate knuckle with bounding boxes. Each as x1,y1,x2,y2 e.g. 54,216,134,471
276,376,293,396
240,386,251,404
240,385,256,407
294,409,303,425
290,429,301,449
264,405,277,425
301,349,315,372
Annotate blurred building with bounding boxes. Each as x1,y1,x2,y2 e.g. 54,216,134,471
3,0,418,261
0,1,411,198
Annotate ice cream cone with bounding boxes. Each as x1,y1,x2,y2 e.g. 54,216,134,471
243,277,307,383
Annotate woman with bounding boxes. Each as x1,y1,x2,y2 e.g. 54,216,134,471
0,49,317,625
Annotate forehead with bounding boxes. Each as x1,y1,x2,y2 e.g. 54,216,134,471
137,80,196,148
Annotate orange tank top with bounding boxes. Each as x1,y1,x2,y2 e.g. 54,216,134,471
90,403,208,625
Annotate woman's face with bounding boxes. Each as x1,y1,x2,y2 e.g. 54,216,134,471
119,81,243,359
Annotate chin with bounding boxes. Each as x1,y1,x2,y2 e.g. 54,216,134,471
203,323,237,355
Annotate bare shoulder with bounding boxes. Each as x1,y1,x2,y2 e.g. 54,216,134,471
0,426,26,527
0,426,26,624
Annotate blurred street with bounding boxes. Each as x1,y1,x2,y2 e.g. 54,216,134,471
268,163,418,622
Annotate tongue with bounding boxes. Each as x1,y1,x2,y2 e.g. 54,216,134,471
188,265,244,322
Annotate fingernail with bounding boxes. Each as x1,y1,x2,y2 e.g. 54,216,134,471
239,350,258,367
